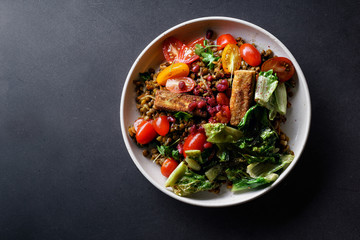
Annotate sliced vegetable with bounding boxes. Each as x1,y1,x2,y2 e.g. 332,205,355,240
135,121,157,144
178,37,205,64
203,123,243,143
172,168,219,196
239,43,261,66
156,62,190,86
162,37,184,63
217,34,237,50
161,158,179,178
183,132,207,156
205,165,222,182
254,70,287,120
261,57,295,82
153,116,170,136
165,77,195,93
184,150,202,171
231,173,278,192
165,161,187,187
247,154,294,178
133,118,145,132
221,44,241,74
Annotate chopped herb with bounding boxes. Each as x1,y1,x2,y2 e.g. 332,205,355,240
139,72,151,81
157,145,180,160
194,41,220,69
174,111,193,121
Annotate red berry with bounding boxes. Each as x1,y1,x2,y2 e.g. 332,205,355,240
197,100,206,109
191,64,200,73
188,102,197,111
204,142,213,149
206,75,213,81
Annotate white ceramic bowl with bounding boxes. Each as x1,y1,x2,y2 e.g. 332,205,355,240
120,16,311,207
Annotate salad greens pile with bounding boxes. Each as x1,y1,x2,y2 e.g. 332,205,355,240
163,70,293,196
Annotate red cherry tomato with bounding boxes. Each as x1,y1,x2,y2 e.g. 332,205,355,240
134,118,145,132
153,116,170,136
178,37,205,64
217,34,237,50
216,106,231,123
216,92,229,106
239,43,262,67
136,121,157,145
261,57,295,82
165,77,195,93
161,158,179,178
162,37,185,64
183,132,207,156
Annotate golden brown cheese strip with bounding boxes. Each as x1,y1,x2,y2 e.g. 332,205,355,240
154,90,207,117
229,70,256,126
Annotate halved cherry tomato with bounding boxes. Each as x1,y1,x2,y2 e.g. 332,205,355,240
161,158,179,177
217,34,237,50
216,92,229,106
221,44,241,74
166,77,195,93
136,121,157,145
183,132,207,156
134,118,145,132
178,37,205,64
156,62,190,86
162,37,185,64
240,43,261,67
216,106,231,123
261,57,295,82
153,116,170,136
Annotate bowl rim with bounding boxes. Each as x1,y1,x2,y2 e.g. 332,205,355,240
120,16,311,207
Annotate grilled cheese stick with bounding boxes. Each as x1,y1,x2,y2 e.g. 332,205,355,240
154,90,207,117
229,70,256,126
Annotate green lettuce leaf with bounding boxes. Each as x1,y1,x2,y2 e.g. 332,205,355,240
254,70,287,120
172,169,220,196
203,123,243,143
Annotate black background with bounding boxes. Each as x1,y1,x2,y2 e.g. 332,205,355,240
1,0,359,239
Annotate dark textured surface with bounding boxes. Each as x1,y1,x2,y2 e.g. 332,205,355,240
0,0,359,239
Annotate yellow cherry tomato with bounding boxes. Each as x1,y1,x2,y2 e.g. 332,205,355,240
221,44,241,74
156,63,190,86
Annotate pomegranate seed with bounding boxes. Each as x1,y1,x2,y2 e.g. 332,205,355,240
189,125,197,134
177,143,184,155
206,29,214,39
191,64,200,73
167,116,176,122
197,125,205,134
220,79,228,86
207,98,216,107
178,81,185,90
188,102,197,111
204,142,213,149
197,100,206,109
216,83,227,92
206,75,213,81
207,106,216,116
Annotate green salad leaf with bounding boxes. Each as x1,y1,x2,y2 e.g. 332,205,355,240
203,123,243,143
172,168,220,196
254,70,287,120
174,111,193,121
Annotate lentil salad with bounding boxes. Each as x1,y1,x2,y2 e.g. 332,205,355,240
128,30,296,196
